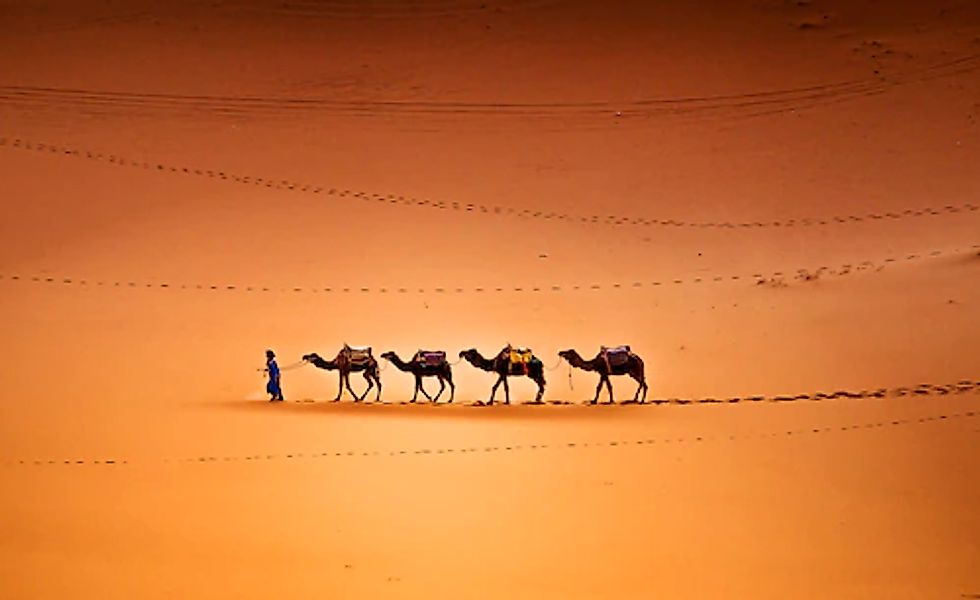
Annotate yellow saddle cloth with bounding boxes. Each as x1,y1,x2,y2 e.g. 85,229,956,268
508,348,533,365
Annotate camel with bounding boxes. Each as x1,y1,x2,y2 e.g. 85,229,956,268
302,345,382,402
380,350,455,403
458,346,546,405
558,347,648,404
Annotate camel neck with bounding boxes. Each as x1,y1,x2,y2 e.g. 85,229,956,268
388,354,413,370
569,351,597,370
467,352,495,371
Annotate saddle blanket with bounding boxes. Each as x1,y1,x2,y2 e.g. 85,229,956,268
601,345,631,367
503,347,533,374
508,348,533,365
343,344,373,364
415,350,446,366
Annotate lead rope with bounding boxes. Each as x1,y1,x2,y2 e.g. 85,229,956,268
542,356,564,371
256,360,308,375
280,360,309,372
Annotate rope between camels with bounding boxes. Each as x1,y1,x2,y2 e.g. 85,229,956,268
543,356,564,371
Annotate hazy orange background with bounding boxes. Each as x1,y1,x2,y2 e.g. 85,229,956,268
1,1,978,598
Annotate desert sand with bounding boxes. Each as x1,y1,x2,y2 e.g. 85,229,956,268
0,1,978,598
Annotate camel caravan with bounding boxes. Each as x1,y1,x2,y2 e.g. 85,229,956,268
284,343,649,405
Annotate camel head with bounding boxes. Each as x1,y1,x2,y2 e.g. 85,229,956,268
558,349,575,361
379,351,395,362
303,352,338,370
458,348,477,361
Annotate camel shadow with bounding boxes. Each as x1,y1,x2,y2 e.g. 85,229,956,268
210,398,645,421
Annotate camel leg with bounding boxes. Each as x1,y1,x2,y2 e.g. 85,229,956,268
432,376,445,403
411,378,419,403
348,372,359,401
605,376,615,404
357,374,371,402
629,372,643,403
417,375,433,402
634,361,648,403
374,372,382,402
502,376,511,404
360,370,378,402
489,375,504,405
447,373,455,403
592,378,603,405
534,375,545,403
334,373,344,402
346,372,360,402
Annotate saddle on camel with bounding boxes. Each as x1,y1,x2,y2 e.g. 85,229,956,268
413,349,448,367
342,344,374,365
502,345,534,376
600,345,632,370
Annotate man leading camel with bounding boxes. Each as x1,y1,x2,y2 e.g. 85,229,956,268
264,349,284,402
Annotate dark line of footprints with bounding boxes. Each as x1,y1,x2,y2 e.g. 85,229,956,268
651,380,979,405
8,412,977,468
4,381,976,468
344,379,980,407
1,246,974,296
2,135,977,229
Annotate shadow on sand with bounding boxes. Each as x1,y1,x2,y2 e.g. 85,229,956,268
210,398,652,421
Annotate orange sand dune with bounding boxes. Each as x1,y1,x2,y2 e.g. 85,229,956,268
1,0,978,598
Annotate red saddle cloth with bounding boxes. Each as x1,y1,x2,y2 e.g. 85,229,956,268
502,347,533,375
414,350,446,367
601,345,631,367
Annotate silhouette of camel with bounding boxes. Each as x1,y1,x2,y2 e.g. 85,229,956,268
559,347,648,404
458,345,546,405
302,345,382,402
380,350,455,403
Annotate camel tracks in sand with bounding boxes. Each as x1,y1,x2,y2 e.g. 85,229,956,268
270,379,978,407
1,135,978,231
0,54,977,128
1,243,976,296
4,390,977,468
